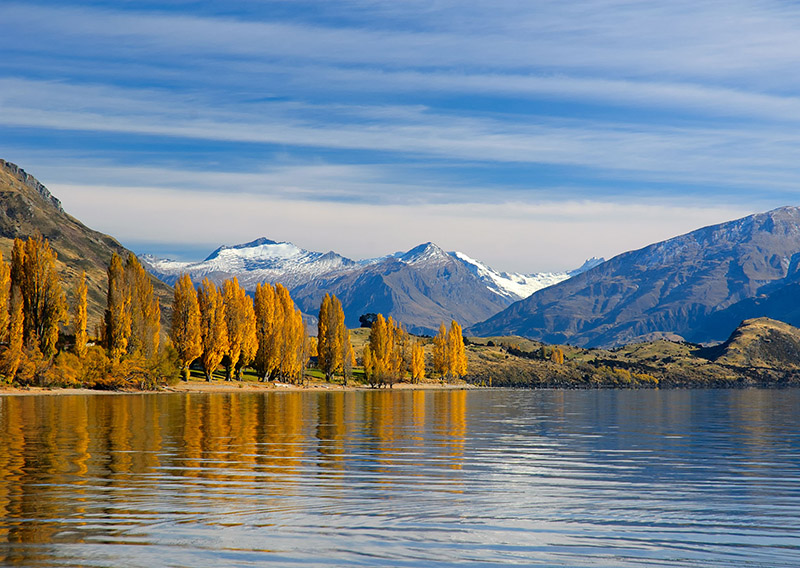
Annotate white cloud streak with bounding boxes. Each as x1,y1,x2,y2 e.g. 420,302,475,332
52,181,751,272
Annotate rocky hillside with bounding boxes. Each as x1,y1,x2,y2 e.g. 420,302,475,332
465,317,800,388
0,160,173,326
470,207,800,347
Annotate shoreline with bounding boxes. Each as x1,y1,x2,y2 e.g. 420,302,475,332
0,379,477,396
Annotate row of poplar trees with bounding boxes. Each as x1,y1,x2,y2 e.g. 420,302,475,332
0,237,165,385
170,276,310,382
315,294,468,386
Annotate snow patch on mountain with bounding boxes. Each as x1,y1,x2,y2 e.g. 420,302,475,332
142,237,603,301
451,252,604,301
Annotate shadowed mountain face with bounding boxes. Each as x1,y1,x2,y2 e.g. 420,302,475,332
289,244,511,335
470,207,800,347
0,160,173,326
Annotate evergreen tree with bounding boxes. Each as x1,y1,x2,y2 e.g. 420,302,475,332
170,274,202,381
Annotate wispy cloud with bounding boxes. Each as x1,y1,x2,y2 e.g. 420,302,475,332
51,180,751,272
4,1,800,268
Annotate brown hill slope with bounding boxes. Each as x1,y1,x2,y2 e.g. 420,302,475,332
0,160,173,327
470,207,800,347
464,318,800,387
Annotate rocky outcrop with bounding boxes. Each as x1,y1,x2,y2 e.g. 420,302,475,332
0,160,64,213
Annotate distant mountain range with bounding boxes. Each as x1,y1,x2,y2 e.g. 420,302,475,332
143,239,601,334
470,206,800,347
9,159,800,350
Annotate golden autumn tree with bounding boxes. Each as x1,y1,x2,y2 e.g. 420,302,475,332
411,340,425,384
105,253,131,361
342,334,355,386
11,236,67,357
432,323,447,379
317,293,349,382
253,282,278,381
447,320,468,379
72,271,88,359
197,278,228,381
223,277,257,381
1,287,24,382
170,274,202,381
431,320,467,381
363,314,405,387
276,284,306,383
125,253,161,361
0,251,10,342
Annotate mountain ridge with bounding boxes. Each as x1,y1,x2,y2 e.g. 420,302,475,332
469,206,800,347
143,237,600,334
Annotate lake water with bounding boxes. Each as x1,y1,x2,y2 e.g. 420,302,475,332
0,388,799,567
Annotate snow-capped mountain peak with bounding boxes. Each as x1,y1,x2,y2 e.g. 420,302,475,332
399,242,450,265
450,251,605,301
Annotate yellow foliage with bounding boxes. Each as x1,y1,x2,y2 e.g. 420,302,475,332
0,287,23,383
198,278,229,381
170,274,202,381
0,251,10,342
105,253,131,361
223,277,257,380
12,236,67,357
317,293,349,381
73,271,88,359
411,340,425,383
126,254,161,361
433,320,468,381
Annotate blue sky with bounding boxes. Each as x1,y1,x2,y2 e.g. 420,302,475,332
2,1,800,271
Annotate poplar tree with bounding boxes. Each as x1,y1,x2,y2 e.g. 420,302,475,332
432,323,447,379
105,253,131,361
317,293,347,382
342,335,355,386
171,274,202,381
198,278,228,381
126,254,160,360
276,284,305,382
432,320,468,381
1,288,24,381
447,320,468,379
72,271,88,359
223,277,257,380
12,236,67,357
411,340,425,384
0,252,10,343
253,282,277,381
363,314,405,386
